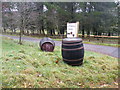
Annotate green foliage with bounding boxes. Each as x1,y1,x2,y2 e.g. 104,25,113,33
2,2,119,36
1,37,118,88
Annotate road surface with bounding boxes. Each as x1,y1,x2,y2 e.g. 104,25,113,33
1,34,119,58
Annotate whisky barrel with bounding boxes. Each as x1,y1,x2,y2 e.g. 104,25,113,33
62,38,84,66
40,37,55,52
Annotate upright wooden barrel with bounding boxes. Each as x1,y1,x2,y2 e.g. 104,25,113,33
40,37,55,52
62,38,84,66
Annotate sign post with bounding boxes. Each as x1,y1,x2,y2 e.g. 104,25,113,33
67,21,79,38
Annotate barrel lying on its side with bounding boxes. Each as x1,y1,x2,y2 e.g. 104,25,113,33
40,37,55,52
62,38,84,66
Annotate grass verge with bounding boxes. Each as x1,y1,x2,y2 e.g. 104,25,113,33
1,37,118,88
83,41,119,47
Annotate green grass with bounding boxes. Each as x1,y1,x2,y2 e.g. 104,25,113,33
83,41,119,47
1,37,118,88
53,39,62,41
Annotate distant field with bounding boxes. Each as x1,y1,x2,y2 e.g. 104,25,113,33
1,37,118,88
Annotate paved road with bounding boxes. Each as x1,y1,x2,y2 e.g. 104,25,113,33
1,34,119,58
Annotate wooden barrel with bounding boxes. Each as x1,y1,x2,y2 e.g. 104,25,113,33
40,37,55,52
62,38,84,66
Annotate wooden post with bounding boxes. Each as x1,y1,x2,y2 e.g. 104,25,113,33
76,21,79,37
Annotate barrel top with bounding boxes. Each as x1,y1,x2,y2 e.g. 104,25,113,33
40,37,55,46
62,37,82,42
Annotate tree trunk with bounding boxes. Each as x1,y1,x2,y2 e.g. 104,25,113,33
42,29,45,35
19,29,22,45
22,30,25,35
50,29,53,36
82,25,85,38
87,31,90,37
60,28,64,35
93,26,97,35
13,28,16,34
108,32,111,36
52,29,55,35
41,19,45,35
11,28,14,35
27,29,29,35
3,28,6,33
38,27,41,35
32,30,34,35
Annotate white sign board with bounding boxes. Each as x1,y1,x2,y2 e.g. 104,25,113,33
67,22,79,38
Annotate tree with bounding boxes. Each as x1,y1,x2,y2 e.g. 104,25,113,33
2,2,119,37
2,2,17,33
35,2,45,35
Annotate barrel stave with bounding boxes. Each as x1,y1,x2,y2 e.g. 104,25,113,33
62,37,84,66
62,49,84,60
